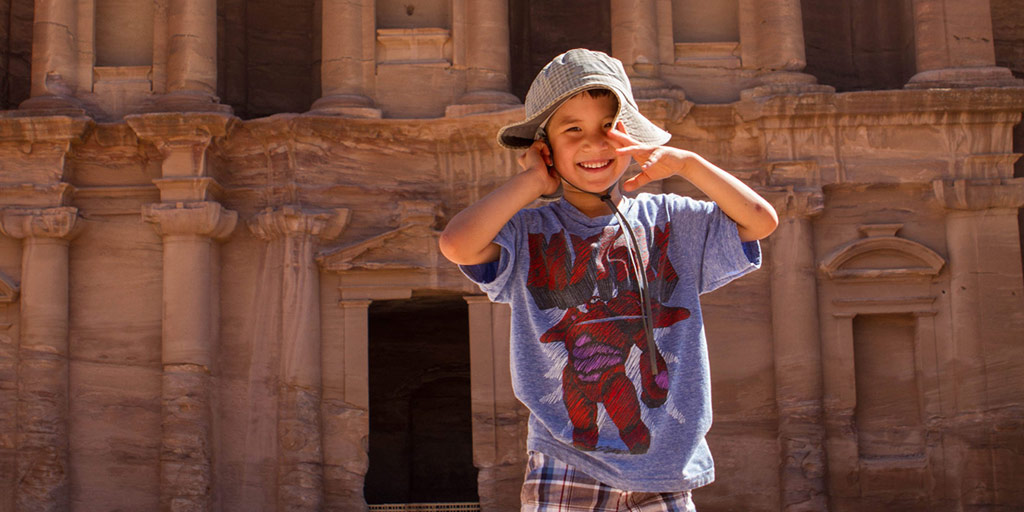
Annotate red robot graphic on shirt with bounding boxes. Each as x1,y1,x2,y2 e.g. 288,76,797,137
527,222,688,454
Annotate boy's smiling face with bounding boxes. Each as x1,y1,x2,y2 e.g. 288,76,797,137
546,90,629,196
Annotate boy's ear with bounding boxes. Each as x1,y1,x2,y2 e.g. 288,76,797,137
541,141,553,168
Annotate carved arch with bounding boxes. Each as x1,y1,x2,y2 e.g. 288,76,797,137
820,236,945,280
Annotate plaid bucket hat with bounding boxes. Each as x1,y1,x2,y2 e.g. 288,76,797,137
497,48,671,149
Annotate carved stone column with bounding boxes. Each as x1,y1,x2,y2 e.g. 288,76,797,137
906,0,1022,88
446,0,518,117
249,206,349,511
323,298,372,511
21,0,86,112
311,0,380,117
465,296,525,511
766,188,828,512
0,207,79,512
130,112,236,511
611,0,669,91
933,178,1024,506
934,179,1024,407
737,0,832,99
143,202,236,512
156,0,231,112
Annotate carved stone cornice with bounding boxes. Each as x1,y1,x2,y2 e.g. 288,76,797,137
0,183,74,208
932,178,1024,211
0,206,80,240
767,160,821,188
142,201,237,240
248,205,350,242
0,115,92,144
763,186,825,219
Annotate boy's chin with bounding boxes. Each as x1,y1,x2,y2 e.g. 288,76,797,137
565,181,620,196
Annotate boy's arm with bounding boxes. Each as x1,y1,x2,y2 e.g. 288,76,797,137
610,130,778,242
439,141,561,266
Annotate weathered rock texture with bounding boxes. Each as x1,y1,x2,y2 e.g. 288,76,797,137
0,1,1021,512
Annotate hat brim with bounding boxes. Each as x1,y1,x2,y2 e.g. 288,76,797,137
496,85,671,150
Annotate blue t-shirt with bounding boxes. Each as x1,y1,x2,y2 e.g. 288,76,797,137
460,193,761,492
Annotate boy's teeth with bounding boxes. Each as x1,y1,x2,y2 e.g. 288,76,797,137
579,160,610,169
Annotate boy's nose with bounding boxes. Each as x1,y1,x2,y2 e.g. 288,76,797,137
583,131,612,149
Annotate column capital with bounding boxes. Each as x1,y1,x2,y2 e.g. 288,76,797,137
0,116,91,193
248,205,350,242
125,112,234,149
142,201,237,240
126,113,234,191
932,178,1024,211
763,186,825,219
0,206,80,240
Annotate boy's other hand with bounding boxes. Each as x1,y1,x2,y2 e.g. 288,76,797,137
518,140,561,197
608,128,693,192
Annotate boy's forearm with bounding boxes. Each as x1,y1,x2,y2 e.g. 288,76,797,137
439,173,546,265
678,154,778,242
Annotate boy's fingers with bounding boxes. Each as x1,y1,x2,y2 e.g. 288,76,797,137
644,150,663,169
622,171,652,192
607,126,640,148
616,145,653,165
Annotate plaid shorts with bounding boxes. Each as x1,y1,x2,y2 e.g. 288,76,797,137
520,452,696,512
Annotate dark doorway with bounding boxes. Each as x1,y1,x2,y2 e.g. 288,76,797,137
364,295,477,504
801,0,916,91
508,0,612,100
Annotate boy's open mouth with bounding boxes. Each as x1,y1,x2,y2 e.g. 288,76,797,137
577,159,613,171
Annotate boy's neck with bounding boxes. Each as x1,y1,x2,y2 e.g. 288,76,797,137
564,185,625,218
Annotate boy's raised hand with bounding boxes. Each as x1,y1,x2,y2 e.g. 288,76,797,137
608,128,693,192
517,139,561,198
609,127,779,242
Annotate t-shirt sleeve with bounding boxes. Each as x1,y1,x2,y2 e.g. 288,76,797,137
457,214,519,303
697,202,762,294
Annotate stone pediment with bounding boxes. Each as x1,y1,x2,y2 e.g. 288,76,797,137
316,200,441,272
820,224,945,280
0,270,18,303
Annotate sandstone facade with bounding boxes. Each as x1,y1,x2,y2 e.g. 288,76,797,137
0,1,1021,511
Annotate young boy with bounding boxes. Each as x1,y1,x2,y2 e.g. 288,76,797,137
439,49,778,511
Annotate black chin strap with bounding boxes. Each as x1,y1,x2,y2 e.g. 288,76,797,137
560,178,659,378
595,187,659,377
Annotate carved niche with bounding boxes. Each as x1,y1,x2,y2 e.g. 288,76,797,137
817,223,948,501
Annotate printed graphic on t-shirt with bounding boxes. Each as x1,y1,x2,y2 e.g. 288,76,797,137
527,221,689,454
